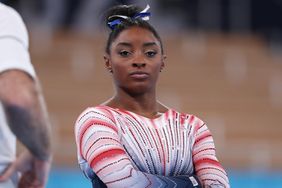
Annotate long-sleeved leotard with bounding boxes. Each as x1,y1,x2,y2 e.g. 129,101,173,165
75,106,230,188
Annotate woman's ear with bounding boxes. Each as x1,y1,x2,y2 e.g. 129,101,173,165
104,54,113,73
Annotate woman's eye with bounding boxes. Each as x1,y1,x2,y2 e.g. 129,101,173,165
145,51,157,57
119,51,130,57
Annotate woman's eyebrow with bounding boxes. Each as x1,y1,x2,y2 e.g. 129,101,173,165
116,42,158,48
116,42,132,47
143,42,157,47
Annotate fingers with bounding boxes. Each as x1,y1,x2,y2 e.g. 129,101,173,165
0,150,33,182
0,151,51,187
18,171,43,188
0,162,16,182
18,159,51,188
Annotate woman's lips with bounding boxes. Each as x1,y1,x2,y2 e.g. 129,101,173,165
129,71,149,79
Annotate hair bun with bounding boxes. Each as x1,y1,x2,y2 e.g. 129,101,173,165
104,5,142,27
104,4,162,54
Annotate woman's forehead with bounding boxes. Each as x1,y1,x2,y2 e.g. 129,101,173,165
113,27,160,46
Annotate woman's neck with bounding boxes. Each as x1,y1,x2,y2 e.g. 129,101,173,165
103,90,166,118
114,93,157,111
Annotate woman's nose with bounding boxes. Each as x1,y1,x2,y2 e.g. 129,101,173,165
132,54,146,68
132,62,146,68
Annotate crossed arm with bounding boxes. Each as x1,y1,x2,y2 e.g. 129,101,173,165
75,109,202,188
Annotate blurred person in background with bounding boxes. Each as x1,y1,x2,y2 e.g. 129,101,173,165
75,4,229,188
0,3,52,188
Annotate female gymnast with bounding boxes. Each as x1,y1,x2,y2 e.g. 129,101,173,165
75,4,230,188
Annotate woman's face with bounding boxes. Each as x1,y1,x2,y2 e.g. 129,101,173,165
105,26,165,95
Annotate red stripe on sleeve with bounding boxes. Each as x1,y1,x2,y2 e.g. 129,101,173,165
194,158,223,168
90,149,126,169
78,119,118,155
195,131,212,144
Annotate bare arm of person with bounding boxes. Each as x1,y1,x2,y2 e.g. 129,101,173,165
0,70,52,187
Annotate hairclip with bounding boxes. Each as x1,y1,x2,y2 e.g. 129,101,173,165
107,4,151,30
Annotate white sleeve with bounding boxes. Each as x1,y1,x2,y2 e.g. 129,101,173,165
0,3,36,78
